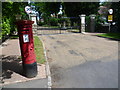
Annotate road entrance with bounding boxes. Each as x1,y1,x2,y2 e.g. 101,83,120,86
37,17,80,35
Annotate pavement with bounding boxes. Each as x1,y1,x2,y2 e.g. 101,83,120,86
0,38,49,88
39,33,118,88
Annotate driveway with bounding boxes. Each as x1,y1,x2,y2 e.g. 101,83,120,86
39,33,118,88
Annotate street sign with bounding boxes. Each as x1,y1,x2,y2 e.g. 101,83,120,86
25,6,31,14
108,9,113,14
108,15,113,22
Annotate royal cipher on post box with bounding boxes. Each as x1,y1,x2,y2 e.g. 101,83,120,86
16,20,37,78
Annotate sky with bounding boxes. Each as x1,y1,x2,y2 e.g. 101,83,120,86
100,0,113,2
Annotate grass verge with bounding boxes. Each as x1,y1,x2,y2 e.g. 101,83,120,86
34,36,46,64
9,35,46,64
97,33,120,40
10,35,19,39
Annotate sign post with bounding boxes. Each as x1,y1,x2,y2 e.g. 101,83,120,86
108,9,113,32
25,6,32,19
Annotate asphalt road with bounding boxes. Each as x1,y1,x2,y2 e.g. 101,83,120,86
40,33,118,88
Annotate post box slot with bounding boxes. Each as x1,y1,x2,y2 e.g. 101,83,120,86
22,29,29,31
23,26,31,28
20,25,31,28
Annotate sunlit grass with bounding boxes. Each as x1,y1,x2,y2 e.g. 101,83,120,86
97,33,120,39
34,36,46,64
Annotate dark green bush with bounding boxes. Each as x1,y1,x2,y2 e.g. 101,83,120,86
58,17,70,23
49,17,59,26
38,21,45,26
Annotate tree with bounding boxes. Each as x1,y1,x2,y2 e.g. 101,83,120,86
2,2,28,39
111,2,120,32
34,2,61,16
33,2,61,24
111,2,120,22
64,2,99,17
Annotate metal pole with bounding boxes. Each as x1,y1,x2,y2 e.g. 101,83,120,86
109,22,111,32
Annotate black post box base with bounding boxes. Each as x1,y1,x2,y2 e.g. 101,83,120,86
23,62,38,78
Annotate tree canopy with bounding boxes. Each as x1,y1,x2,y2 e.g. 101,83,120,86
2,2,28,39
1,1,120,39
33,2,99,17
64,2,99,17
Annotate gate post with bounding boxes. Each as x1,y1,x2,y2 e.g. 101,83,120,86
79,14,86,34
89,14,96,32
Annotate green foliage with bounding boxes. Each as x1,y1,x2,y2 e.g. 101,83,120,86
38,21,45,26
64,2,99,17
34,36,46,64
1,2,28,39
34,2,62,26
97,33,120,39
35,2,60,16
59,17,70,23
41,13,50,25
2,18,11,38
34,2,99,26
111,2,120,23
10,35,19,39
97,2,120,32
49,17,59,26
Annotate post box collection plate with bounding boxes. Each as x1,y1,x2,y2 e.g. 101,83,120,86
23,34,29,43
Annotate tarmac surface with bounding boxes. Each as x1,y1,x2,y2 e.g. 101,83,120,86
40,33,118,88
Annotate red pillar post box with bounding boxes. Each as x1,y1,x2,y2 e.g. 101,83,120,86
16,20,37,78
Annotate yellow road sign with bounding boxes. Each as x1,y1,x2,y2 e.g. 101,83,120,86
108,15,113,22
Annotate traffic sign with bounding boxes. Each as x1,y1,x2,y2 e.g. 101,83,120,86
108,9,113,14
108,15,113,22
25,6,31,14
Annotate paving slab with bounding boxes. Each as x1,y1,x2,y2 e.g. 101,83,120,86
0,39,47,88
